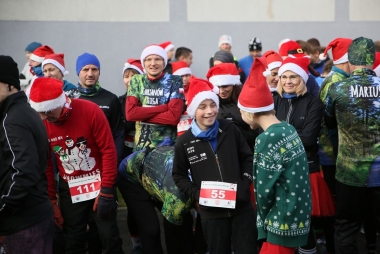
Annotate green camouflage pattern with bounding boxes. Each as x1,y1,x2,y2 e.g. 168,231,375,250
348,37,375,66
119,145,193,225
325,68,380,187
319,67,350,160
127,73,184,151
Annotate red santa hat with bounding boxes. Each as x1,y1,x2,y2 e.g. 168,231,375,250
278,40,307,58
159,41,175,52
373,52,380,77
122,58,144,76
140,44,168,67
262,50,283,77
278,57,309,84
238,58,274,113
42,53,68,76
186,78,219,118
30,45,55,63
29,77,66,112
172,61,191,76
218,35,232,47
319,38,352,64
206,63,241,86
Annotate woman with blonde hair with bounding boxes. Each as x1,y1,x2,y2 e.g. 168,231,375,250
274,57,336,254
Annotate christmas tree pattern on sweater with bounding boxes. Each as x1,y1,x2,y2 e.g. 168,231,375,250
253,122,312,240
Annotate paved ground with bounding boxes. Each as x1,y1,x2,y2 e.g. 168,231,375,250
117,208,379,254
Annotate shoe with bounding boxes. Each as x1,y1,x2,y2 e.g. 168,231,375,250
130,246,142,254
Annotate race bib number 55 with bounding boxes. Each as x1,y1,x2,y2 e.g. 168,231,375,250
199,181,237,209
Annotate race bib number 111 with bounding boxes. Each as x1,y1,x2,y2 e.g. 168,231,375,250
199,181,237,209
68,174,101,203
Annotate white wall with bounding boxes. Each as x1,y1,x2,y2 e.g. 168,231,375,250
0,0,379,96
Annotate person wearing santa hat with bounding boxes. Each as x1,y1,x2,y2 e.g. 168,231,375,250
123,44,186,254
117,58,144,253
238,57,311,254
207,63,258,151
0,56,55,253
274,57,335,254
159,41,175,74
173,78,257,254
20,41,42,90
325,37,380,254
28,77,124,253
262,50,283,95
318,38,352,210
24,45,55,97
42,53,79,98
278,40,320,98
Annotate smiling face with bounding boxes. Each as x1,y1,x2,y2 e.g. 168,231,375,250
78,64,100,88
266,67,280,88
280,70,301,94
195,99,218,131
143,54,165,79
218,85,234,99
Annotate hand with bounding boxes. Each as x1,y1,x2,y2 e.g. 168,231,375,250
194,201,201,214
51,199,64,229
94,187,117,219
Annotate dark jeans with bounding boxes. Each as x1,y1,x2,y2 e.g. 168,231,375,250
117,174,164,254
2,214,54,254
335,181,380,254
201,208,258,254
59,178,124,254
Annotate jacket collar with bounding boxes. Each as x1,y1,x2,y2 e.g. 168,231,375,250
0,92,27,116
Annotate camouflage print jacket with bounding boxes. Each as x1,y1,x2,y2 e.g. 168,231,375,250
325,68,380,187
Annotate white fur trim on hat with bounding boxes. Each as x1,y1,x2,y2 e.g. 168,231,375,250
187,91,219,118
333,52,348,65
29,92,66,113
268,61,282,71
209,74,241,86
173,67,191,76
122,63,143,76
30,54,45,63
374,65,380,77
278,62,309,84
263,69,271,77
42,59,65,75
237,101,274,113
140,45,168,68
319,53,327,61
165,44,175,52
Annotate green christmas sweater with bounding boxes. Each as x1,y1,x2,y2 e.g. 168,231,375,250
253,121,311,247
318,67,350,161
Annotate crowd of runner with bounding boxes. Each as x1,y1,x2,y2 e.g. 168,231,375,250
1,35,380,254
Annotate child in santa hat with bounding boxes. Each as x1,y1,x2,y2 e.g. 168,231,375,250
173,78,257,254
238,57,312,254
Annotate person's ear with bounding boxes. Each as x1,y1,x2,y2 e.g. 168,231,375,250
8,85,12,92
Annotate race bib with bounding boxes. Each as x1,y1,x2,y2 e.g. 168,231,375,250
68,174,101,203
199,181,237,209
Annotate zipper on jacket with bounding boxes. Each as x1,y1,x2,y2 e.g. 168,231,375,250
209,142,231,217
209,142,224,181
286,99,293,123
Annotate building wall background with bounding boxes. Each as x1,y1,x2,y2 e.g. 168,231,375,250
0,0,379,96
